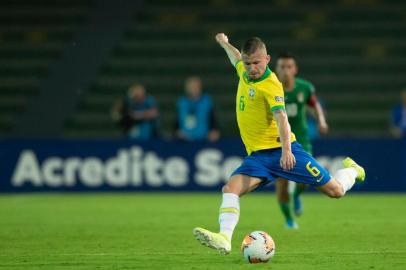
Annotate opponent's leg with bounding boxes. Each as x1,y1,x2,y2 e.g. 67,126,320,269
193,174,262,255
294,141,312,216
293,183,307,216
318,157,365,198
276,179,298,229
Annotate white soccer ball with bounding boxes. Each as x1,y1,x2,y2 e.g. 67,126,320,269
241,231,276,263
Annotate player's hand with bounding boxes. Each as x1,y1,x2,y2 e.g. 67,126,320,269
280,150,296,171
215,33,229,45
319,122,329,135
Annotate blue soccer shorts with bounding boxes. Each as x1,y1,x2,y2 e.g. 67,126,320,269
231,142,331,186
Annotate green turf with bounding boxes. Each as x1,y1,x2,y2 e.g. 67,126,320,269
0,193,405,270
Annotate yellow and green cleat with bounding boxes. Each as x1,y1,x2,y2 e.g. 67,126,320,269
193,227,231,255
343,157,366,183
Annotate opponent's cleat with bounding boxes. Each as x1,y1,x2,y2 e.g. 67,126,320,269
193,227,231,255
293,195,303,217
285,220,299,229
342,157,366,182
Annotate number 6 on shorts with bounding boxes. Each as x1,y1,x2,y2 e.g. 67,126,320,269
306,161,320,177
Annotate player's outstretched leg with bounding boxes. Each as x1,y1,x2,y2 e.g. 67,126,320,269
276,179,298,229
193,174,262,255
318,157,365,198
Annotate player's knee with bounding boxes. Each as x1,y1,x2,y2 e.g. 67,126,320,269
222,183,243,197
222,184,235,194
327,186,345,199
319,179,345,199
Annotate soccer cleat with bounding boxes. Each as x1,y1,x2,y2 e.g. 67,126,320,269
193,227,231,255
293,195,303,217
285,220,299,229
342,157,366,182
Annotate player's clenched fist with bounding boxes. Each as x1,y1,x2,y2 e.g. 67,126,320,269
215,33,229,45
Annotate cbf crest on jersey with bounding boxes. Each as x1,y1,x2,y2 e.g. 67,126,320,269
297,92,304,103
248,88,255,99
275,96,284,102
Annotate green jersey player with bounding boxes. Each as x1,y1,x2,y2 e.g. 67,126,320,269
275,52,328,229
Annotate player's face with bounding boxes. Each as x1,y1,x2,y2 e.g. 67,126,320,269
276,58,298,83
129,85,145,102
242,49,270,80
185,77,202,99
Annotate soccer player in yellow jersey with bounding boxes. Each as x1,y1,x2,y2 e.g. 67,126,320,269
193,33,366,255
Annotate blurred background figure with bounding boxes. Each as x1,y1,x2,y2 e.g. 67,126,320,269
111,84,159,140
390,89,406,139
175,76,220,142
275,52,329,229
276,52,328,152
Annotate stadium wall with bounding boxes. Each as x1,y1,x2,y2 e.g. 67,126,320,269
0,139,404,192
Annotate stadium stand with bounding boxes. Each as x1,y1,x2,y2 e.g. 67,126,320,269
3,0,405,138
65,0,406,138
0,0,91,137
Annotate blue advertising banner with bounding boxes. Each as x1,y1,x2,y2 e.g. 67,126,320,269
0,139,246,192
0,139,404,192
313,139,405,192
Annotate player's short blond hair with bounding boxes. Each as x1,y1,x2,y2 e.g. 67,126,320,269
241,37,267,55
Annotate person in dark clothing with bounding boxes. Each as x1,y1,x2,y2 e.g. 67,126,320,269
111,84,159,139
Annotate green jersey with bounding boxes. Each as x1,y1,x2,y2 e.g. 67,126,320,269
284,78,315,153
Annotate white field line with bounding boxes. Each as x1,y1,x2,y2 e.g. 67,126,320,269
0,251,405,257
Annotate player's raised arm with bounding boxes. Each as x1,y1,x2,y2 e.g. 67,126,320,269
314,99,329,134
308,94,328,134
273,108,296,170
215,33,241,66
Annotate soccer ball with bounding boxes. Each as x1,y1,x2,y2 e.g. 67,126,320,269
241,231,275,263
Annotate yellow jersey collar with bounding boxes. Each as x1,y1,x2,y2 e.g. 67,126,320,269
244,66,272,83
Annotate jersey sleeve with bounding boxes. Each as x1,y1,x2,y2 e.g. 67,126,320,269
264,83,285,112
235,60,245,78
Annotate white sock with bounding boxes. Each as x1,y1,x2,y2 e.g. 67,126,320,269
219,193,240,241
334,168,358,194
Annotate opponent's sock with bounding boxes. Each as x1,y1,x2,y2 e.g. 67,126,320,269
334,168,358,194
293,185,305,216
278,201,294,223
293,185,306,199
219,193,240,242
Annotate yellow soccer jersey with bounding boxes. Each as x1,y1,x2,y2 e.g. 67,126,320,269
235,60,296,155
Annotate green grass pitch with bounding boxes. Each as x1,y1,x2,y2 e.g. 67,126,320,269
0,193,405,270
